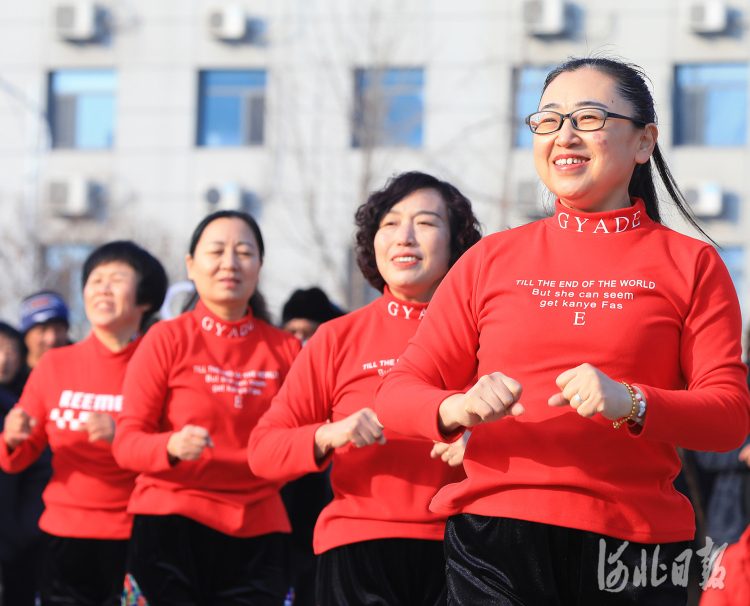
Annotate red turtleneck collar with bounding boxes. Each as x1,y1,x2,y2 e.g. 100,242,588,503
377,286,429,321
546,198,651,236
192,299,255,340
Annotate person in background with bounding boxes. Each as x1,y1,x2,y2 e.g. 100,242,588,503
114,211,301,606
0,241,167,606
279,286,343,606
0,384,51,606
281,287,344,345
249,171,481,606
19,292,70,372
0,322,28,397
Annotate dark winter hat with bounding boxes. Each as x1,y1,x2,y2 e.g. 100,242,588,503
19,292,69,335
282,287,344,326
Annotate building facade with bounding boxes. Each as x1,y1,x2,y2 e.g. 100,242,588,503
0,0,747,339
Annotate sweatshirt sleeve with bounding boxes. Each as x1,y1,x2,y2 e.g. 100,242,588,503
375,244,483,443
112,325,175,473
248,325,337,482
0,364,50,474
633,246,750,450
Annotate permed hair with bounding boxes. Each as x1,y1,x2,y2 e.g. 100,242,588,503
82,241,168,329
354,171,482,292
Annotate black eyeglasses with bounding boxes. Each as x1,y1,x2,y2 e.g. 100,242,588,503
525,107,646,134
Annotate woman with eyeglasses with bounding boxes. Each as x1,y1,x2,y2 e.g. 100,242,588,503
375,57,750,604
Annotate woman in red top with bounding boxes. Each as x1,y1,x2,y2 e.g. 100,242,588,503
248,172,481,606
375,58,750,605
113,211,301,606
0,241,167,606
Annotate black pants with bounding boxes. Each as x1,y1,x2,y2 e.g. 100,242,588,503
38,533,128,606
280,468,333,606
128,514,289,606
316,538,447,606
445,514,690,606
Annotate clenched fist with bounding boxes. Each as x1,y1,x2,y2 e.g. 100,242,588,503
431,430,471,467
438,372,524,433
167,425,214,462
314,408,385,461
81,412,116,444
3,408,37,451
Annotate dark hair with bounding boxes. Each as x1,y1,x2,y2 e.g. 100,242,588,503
542,56,713,243
187,210,271,323
282,287,345,326
82,241,168,329
0,322,24,354
355,171,482,292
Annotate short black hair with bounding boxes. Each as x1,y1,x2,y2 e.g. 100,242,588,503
355,171,482,292
82,241,168,328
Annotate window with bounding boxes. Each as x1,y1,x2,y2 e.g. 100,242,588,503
674,64,748,146
197,70,266,147
50,70,117,149
45,243,95,339
513,66,553,148
353,68,423,148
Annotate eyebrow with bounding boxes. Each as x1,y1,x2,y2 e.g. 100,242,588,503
206,240,256,248
383,210,444,220
539,100,610,111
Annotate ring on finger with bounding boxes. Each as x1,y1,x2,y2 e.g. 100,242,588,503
574,394,584,405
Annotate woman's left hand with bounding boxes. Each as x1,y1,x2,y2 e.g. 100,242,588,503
548,363,634,422
82,412,116,443
431,430,471,467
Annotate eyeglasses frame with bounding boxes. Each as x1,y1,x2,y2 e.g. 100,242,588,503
524,107,647,134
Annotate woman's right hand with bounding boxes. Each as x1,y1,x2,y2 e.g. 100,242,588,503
314,408,386,462
438,372,524,434
167,425,214,462
3,408,37,451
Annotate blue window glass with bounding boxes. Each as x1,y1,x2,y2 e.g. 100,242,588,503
50,70,117,149
674,64,748,146
198,70,266,147
514,66,553,148
353,68,423,148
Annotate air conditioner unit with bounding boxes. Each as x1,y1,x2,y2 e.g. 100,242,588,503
690,1,728,34
207,5,247,40
48,176,98,217
205,182,244,210
684,182,723,217
523,0,566,36
54,1,100,41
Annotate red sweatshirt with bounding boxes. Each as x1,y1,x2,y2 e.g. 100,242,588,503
376,198,750,545
700,525,750,605
0,334,140,539
112,300,301,538
248,288,466,554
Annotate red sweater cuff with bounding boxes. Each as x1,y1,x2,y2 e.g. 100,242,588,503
629,384,750,451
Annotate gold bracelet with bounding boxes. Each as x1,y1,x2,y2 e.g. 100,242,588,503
614,382,638,429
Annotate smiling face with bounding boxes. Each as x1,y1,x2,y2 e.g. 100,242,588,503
84,261,148,333
374,188,452,303
186,217,262,320
533,68,657,213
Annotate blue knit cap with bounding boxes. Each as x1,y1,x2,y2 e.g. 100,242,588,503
19,292,69,334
